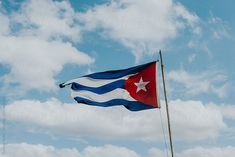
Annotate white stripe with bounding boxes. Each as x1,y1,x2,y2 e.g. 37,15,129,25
71,88,136,102
155,61,160,107
64,74,134,87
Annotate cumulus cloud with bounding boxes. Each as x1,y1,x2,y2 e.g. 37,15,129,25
149,146,235,157
79,0,199,61
0,0,94,93
0,143,79,157
209,103,235,120
0,13,10,35
148,148,167,157
11,0,81,42
1,143,235,157
0,36,93,92
180,146,235,157
167,69,229,98
81,145,140,157
170,99,226,140
0,143,139,157
2,98,226,141
0,0,202,93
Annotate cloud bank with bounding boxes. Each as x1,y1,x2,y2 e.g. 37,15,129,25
0,143,139,157
1,143,235,157
3,98,226,141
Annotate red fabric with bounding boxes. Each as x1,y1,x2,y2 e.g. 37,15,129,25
124,62,159,108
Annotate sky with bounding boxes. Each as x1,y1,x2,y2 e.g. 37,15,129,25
0,0,235,156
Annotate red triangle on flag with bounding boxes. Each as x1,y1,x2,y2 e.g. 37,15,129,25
124,62,159,108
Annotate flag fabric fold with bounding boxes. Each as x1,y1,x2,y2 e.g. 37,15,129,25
61,61,160,111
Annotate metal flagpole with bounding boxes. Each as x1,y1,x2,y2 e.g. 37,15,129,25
159,50,174,157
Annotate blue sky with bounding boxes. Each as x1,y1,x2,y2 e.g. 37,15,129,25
0,0,235,156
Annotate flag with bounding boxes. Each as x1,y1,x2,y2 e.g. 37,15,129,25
60,61,160,111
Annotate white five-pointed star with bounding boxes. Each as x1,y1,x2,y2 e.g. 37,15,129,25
134,77,150,93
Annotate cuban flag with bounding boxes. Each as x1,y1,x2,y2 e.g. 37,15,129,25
60,61,160,111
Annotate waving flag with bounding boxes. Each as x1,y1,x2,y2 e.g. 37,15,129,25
60,61,160,111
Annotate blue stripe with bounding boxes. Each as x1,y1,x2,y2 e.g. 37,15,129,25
84,61,156,79
74,96,156,111
71,80,125,94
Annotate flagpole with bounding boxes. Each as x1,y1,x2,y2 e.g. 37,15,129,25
159,50,174,157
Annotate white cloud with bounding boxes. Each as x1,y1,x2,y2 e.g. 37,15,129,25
209,103,235,120
11,0,81,42
167,69,229,97
149,146,235,157
0,0,94,92
2,98,226,141
0,36,93,92
148,148,167,157
180,146,235,157
170,99,226,140
82,145,140,157
79,0,199,61
208,15,230,40
2,143,235,157
0,13,10,35
0,143,139,157
0,143,80,157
